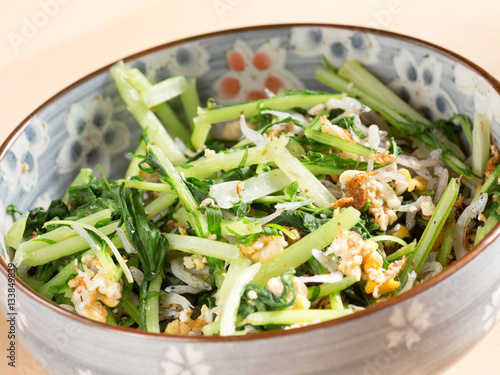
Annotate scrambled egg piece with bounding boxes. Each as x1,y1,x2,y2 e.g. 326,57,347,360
240,234,288,263
408,176,428,192
325,229,404,298
164,305,211,336
267,275,311,310
365,258,406,298
266,121,295,141
68,255,123,323
183,254,208,271
204,148,216,158
339,170,401,231
321,120,356,143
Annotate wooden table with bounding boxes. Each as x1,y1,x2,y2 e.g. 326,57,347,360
1,1,499,373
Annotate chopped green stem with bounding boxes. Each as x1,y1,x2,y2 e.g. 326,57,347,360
338,60,429,124
438,227,454,268
307,275,358,300
315,66,408,129
145,274,163,333
16,222,119,267
163,233,239,260
221,218,262,236
401,178,460,285
5,211,28,250
475,203,500,245
196,93,343,124
144,193,177,219
210,169,291,209
252,207,360,285
305,128,376,157
473,165,500,201
146,144,209,237
452,114,473,148
180,77,201,130
220,261,261,336
178,136,288,178
241,309,352,326
217,255,250,306
126,69,190,143
191,116,212,151
116,179,172,194
329,292,344,310
273,147,337,208
141,76,188,108
122,298,142,326
385,241,416,262
472,113,491,177
18,209,113,254
202,319,221,336
110,62,186,165
126,136,147,179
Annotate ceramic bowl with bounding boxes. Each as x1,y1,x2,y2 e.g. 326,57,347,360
1,24,500,375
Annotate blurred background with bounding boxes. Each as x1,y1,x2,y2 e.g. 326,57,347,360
1,0,499,373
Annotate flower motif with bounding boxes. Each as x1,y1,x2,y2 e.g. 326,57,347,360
386,300,431,350
161,345,211,375
388,49,457,121
147,43,210,83
56,96,130,176
482,283,500,333
0,118,49,192
454,63,500,124
290,27,380,68
214,38,304,104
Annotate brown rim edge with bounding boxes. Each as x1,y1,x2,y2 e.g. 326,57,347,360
1,22,500,343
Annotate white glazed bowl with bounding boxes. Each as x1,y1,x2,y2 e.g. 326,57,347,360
1,24,500,375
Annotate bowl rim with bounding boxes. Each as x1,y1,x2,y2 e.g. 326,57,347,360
1,22,500,343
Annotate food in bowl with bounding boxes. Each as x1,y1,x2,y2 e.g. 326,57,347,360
4,55,499,338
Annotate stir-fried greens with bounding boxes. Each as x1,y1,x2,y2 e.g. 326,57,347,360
5,58,500,336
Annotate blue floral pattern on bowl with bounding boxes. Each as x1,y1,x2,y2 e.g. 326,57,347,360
56,96,130,176
388,49,457,121
290,28,381,68
1,118,48,192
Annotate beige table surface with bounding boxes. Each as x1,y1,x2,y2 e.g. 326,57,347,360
1,0,500,374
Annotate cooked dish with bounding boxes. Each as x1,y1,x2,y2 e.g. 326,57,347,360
6,59,498,336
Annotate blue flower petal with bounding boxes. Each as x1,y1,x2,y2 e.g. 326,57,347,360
102,121,130,152
423,68,433,85
330,42,346,58
351,33,367,50
4,150,17,173
407,65,417,82
176,47,192,66
420,105,432,120
308,28,323,45
400,86,411,103
435,95,447,113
